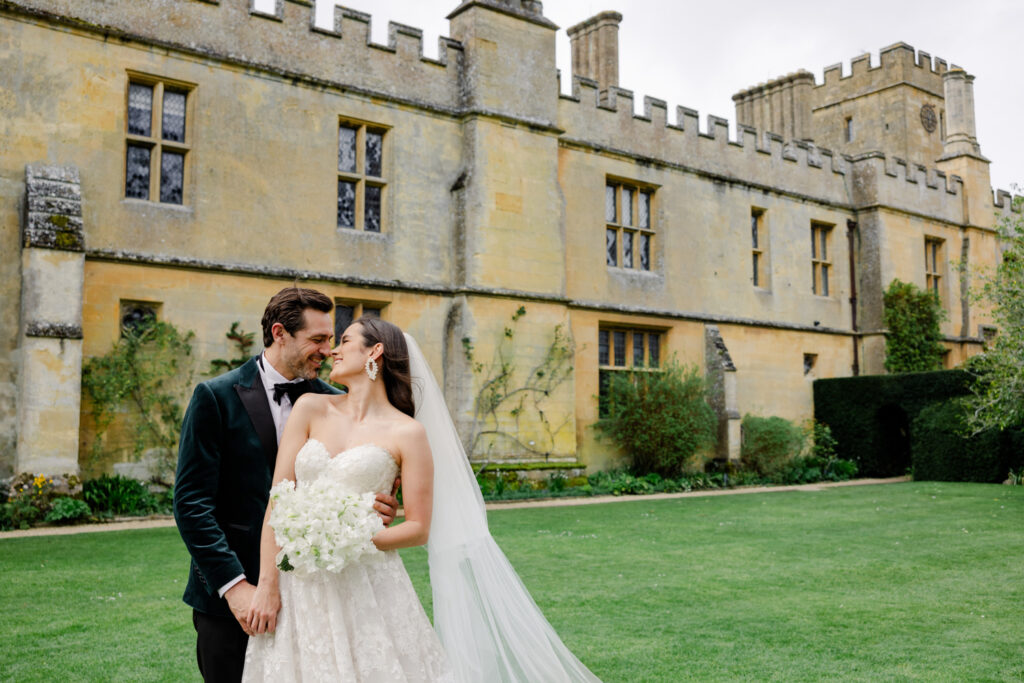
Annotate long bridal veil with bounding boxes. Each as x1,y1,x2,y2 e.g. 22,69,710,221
405,334,602,683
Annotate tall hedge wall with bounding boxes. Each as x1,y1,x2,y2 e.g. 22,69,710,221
910,399,1024,482
813,370,972,477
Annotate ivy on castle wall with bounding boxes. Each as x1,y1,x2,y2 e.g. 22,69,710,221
883,278,946,374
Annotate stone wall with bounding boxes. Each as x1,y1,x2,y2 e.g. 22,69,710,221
0,0,1016,476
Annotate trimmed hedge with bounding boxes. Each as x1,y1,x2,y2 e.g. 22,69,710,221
813,370,971,477
910,399,1015,483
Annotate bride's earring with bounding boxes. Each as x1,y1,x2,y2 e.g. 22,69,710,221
365,357,379,381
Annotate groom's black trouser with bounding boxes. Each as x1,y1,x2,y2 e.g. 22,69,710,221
193,609,248,683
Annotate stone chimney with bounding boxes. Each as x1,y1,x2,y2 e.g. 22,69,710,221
940,68,982,158
732,70,815,142
566,11,622,97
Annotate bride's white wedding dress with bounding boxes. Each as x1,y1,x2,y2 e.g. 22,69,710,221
242,439,454,683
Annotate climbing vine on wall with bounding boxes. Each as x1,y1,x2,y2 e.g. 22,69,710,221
461,306,576,464
81,317,195,484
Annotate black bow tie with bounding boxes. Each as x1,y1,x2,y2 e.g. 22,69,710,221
273,381,313,405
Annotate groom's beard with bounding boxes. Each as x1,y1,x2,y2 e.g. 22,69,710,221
283,350,326,380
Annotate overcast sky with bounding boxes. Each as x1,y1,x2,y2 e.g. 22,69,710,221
257,0,1021,193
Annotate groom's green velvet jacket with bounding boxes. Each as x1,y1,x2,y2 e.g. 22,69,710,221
173,356,339,617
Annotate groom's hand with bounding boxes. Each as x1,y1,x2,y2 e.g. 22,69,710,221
225,580,257,636
374,478,401,527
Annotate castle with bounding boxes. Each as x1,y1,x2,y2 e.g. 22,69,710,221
1,0,1018,479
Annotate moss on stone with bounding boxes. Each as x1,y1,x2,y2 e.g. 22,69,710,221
54,229,79,249
48,214,69,228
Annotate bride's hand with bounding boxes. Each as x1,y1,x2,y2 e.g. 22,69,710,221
247,580,282,635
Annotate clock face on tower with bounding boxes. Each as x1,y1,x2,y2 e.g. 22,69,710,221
920,104,938,133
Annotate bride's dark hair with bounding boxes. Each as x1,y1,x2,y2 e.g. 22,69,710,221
354,316,415,417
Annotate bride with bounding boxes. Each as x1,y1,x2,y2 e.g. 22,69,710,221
242,316,601,682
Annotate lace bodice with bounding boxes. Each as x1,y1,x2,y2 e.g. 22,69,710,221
294,439,398,495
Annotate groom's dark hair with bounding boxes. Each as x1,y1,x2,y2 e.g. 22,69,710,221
261,287,334,348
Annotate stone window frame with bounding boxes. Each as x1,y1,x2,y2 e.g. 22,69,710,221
751,207,768,289
597,325,664,416
337,118,389,233
124,72,195,205
333,299,386,343
844,116,854,143
924,236,944,304
811,221,833,297
119,299,161,337
605,178,655,271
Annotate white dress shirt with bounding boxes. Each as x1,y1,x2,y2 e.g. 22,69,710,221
218,351,306,598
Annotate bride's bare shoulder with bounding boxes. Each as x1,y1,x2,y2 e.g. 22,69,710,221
292,392,334,415
391,413,427,444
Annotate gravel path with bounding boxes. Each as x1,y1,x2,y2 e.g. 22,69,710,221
0,476,911,540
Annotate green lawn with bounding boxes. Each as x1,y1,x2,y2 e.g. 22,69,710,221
2,482,1022,682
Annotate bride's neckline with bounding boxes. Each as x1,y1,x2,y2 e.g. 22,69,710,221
304,437,398,467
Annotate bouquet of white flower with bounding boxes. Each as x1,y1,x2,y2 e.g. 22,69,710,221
269,478,384,577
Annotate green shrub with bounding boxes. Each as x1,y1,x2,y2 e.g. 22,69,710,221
911,400,1010,483
741,415,805,479
0,496,41,531
83,475,157,516
776,455,858,484
44,497,91,524
546,472,568,492
595,361,717,477
0,473,83,530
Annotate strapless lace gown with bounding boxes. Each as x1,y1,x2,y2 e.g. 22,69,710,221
242,440,453,683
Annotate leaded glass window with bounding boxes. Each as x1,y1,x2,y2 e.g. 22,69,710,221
613,331,626,366
366,131,383,178
160,151,184,204
338,125,357,173
128,84,153,137
597,326,666,413
925,238,943,303
365,185,381,232
751,208,767,288
337,181,356,229
162,90,187,142
335,302,387,345
337,121,388,231
125,145,151,199
125,77,192,203
605,181,654,271
811,222,833,296
606,229,617,267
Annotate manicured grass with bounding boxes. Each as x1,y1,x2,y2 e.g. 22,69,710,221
2,482,1022,681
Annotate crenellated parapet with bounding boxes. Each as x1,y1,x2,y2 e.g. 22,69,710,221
560,67,980,227
2,0,466,111
847,151,966,223
994,189,1023,221
559,73,851,205
818,42,952,98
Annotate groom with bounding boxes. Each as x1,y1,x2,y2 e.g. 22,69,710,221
174,287,399,682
